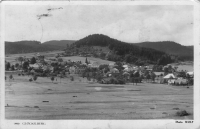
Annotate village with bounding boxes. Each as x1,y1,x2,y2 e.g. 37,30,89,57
5,50,194,86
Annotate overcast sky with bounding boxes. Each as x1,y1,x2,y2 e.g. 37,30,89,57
5,4,193,46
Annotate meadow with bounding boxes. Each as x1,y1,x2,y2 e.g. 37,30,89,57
5,74,193,119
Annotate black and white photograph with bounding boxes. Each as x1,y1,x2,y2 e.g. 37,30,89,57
1,1,200,129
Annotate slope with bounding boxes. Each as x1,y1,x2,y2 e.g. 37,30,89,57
72,34,172,65
134,41,193,60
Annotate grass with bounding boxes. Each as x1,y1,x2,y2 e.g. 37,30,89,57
5,76,193,119
61,56,114,64
5,51,114,66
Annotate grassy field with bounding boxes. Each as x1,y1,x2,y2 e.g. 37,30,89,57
5,51,114,65
61,56,114,64
5,73,193,120
171,62,193,72
5,50,64,64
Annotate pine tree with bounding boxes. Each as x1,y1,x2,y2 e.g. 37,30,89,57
85,57,88,64
30,57,36,64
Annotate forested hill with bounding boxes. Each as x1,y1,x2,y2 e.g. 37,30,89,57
134,41,193,60
5,41,60,54
5,40,74,54
73,34,175,65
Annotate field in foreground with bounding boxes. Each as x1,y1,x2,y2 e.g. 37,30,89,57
5,74,193,120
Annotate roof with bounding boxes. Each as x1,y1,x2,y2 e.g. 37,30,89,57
123,65,128,68
187,71,194,75
90,61,101,67
109,62,115,66
164,73,176,79
29,64,39,68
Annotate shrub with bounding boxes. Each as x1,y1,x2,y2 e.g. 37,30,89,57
176,110,189,116
33,75,37,81
51,76,55,82
117,79,125,84
70,76,74,81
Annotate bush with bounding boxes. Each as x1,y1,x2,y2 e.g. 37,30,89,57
176,110,189,116
100,77,125,84
117,79,125,84
33,75,37,81
70,76,74,81
51,76,55,82
110,78,115,84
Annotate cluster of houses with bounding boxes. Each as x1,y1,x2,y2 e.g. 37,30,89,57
5,53,194,86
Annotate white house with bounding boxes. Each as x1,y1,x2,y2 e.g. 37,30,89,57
29,64,40,69
89,61,101,68
164,73,176,79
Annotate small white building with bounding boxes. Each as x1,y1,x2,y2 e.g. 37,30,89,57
89,61,101,68
186,71,194,77
164,73,176,79
110,68,119,73
29,64,40,69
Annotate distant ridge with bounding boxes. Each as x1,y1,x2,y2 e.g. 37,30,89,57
134,41,193,60
5,40,75,54
5,35,193,62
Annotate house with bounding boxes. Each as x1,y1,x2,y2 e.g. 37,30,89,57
89,61,101,68
186,71,194,78
29,64,40,69
42,65,52,71
109,62,117,68
164,73,176,79
123,64,133,72
123,65,128,68
69,66,79,74
110,68,119,73
145,65,154,71
76,67,86,74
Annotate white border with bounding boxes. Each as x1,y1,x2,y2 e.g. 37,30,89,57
1,1,200,129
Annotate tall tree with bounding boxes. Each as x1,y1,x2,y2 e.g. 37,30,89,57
11,65,15,71
85,57,89,64
51,76,54,83
163,66,168,75
23,61,29,70
5,62,10,70
15,63,19,69
33,75,38,81
30,57,36,64
17,57,24,66
57,58,63,63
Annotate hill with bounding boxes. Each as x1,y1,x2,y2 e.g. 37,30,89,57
134,41,193,60
186,46,193,51
5,40,75,54
71,34,174,65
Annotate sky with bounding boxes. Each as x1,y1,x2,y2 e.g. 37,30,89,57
4,4,193,46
